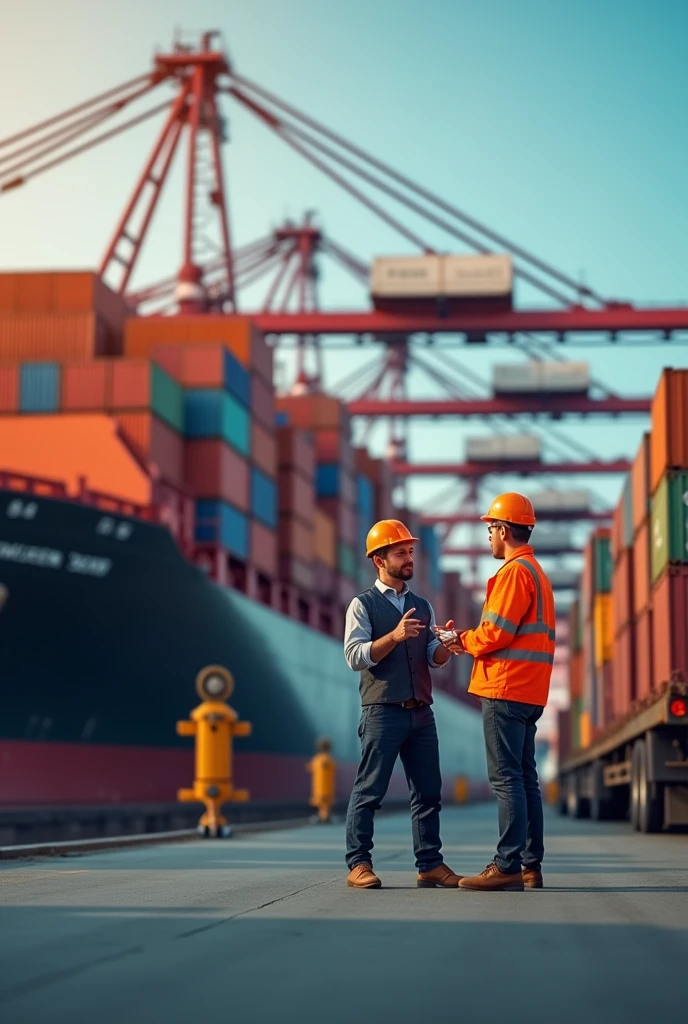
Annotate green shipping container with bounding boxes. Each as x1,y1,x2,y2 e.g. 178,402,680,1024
151,365,184,433
570,697,583,751
650,472,688,583
338,542,357,581
593,536,612,593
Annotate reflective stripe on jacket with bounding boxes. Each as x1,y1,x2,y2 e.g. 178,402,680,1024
460,545,555,706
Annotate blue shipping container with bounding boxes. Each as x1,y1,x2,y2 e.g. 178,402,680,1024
316,464,340,498
251,468,277,529
223,350,251,408
20,362,60,413
356,475,375,520
275,411,289,427
195,499,248,559
184,390,250,456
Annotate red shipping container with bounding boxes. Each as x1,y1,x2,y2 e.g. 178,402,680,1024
312,561,337,597
569,650,583,700
251,332,273,386
61,360,111,411
634,605,653,701
276,393,345,430
251,422,277,478
650,368,688,493
126,315,258,367
184,439,249,511
651,566,688,689
631,433,651,533
314,428,353,468
611,546,634,637
600,662,615,728
279,555,313,590
250,375,275,430
278,516,314,562
279,469,315,524
116,414,184,489
151,346,186,382
611,499,624,566
277,426,315,478
0,365,19,413
612,623,635,718
318,497,357,546
354,447,381,484
250,520,277,576
632,518,650,617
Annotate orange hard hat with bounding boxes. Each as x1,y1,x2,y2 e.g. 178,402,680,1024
365,519,419,558
480,492,536,527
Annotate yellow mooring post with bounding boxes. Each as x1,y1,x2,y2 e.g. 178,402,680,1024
307,737,337,823
454,776,469,804
176,665,252,837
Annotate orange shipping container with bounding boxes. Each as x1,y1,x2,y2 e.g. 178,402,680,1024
250,520,278,576
61,361,111,411
593,594,612,667
278,516,314,562
251,422,277,478
632,518,650,617
0,365,19,412
611,499,624,566
651,566,688,691
580,711,593,749
314,508,336,568
650,368,688,493
275,393,347,430
631,433,651,532
634,605,653,701
116,414,184,489
125,315,269,378
183,439,249,511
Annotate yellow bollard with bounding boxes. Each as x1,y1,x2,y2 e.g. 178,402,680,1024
307,738,337,823
546,779,559,806
454,776,470,804
176,665,252,837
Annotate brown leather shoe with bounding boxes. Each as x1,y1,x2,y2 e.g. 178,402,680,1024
458,862,524,892
347,863,382,888
522,865,543,889
417,863,463,888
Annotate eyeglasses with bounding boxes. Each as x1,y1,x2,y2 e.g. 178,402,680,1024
487,523,506,534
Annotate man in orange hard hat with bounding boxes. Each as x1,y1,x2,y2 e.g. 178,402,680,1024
440,493,555,892
343,519,462,890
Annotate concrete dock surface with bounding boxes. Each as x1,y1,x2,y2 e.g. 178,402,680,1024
1,803,687,1023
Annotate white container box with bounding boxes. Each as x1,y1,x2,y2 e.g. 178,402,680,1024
466,434,541,461
443,254,512,297
492,361,590,394
531,490,591,513
370,256,442,297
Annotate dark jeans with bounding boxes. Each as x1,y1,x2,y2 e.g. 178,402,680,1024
482,697,545,874
346,703,443,872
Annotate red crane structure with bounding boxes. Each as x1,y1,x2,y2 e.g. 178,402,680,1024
1,30,682,577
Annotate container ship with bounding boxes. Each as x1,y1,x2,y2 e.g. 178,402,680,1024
558,368,688,832
0,271,487,806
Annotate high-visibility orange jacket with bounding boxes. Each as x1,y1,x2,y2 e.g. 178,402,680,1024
460,546,555,706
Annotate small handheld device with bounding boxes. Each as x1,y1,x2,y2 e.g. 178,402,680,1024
431,625,459,643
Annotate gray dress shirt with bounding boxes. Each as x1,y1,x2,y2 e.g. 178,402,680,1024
344,578,444,672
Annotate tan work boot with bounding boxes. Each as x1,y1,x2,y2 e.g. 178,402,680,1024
522,865,543,889
347,863,382,888
417,863,463,888
458,862,524,892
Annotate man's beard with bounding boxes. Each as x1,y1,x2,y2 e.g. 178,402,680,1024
388,563,414,580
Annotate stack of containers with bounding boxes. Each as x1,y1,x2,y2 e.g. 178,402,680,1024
276,423,316,593
354,448,377,588
631,432,653,699
580,529,612,738
611,473,635,717
648,369,688,688
567,599,584,749
124,317,276,588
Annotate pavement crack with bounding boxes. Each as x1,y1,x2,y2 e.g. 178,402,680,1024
0,946,145,1004
175,876,340,940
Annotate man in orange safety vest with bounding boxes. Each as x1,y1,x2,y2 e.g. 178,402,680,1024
441,493,555,892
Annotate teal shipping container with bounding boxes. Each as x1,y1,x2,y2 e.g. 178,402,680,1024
184,390,250,456
19,362,60,413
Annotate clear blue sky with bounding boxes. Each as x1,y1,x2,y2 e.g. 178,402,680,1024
2,0,687,576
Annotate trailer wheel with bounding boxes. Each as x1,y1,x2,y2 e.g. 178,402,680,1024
631,739,663,833
590,761,611,821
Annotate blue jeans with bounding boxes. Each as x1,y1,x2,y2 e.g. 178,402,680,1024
346,704,444,872
482,697,545,874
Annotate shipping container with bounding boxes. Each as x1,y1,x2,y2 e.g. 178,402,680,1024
356,474,375,521
251,422,277,478
125,315,269,380
558,708,572,764
314,508,336,569
634,605,653,701
570,697,583,751
317,497,357,546
183,390,250,456
443,254,513,298
278,517,313,562
611,498,624,566
492,362,589,395
370,254,512,299
251,468,277,529
650,471,688,582
581,530,612,615
569,600,582,654
466,434,540,462
337,542,357,581
622,475,634,549
194,499,248,558
531,489,590,513
279,555,314,591
19,362,60,413
312,559,337,596
250,520,278,577
314,428,353,468
631,433,651,533
593,594,612,668
153,344,252,406
277,426,315,478
600,662,614,729
315,464,356,504
61,360,111,411
650,368,688,493
632,518,650,617
115,413,185,489
183,439,250,511
370,255,442,297
651,566,688,689
250,374,275,430
111,361,183,433
611,546,633,637
0,365,19,413
338,575,358,607
612,622,635,717
580,711,593,750
278,469,315,524
275,394,347,430
569,649,583,699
